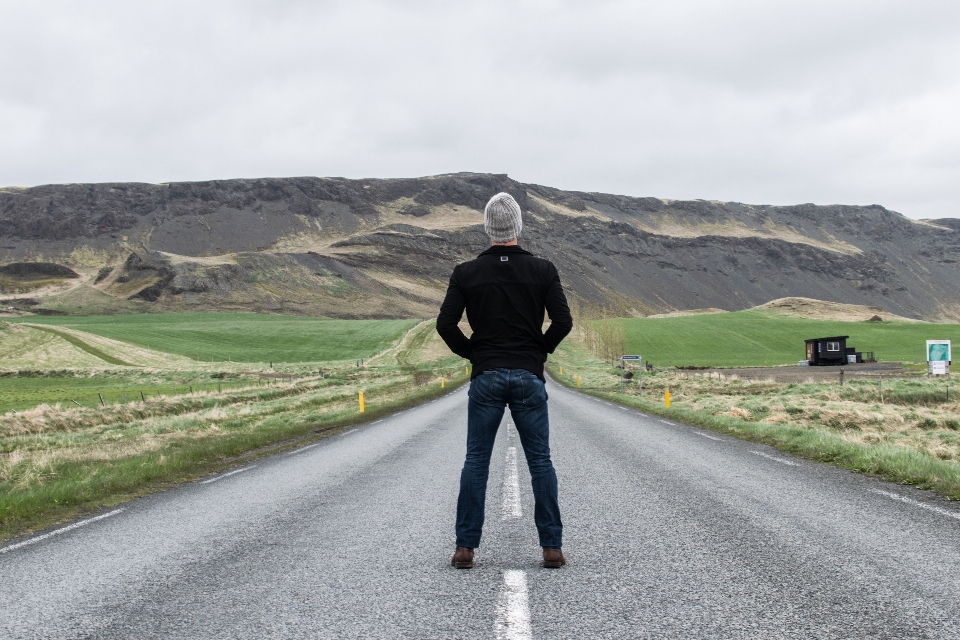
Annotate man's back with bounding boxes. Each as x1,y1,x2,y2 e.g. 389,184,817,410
436,244,572,381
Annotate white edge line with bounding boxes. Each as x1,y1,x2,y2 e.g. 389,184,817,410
870,488,960,521
695,431,722,441
200,465,255,484
0,509,125,554
341,428,358,436
750,450,799,467
286,442,322,456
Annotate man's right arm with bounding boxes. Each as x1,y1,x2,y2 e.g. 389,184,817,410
436,268,471,359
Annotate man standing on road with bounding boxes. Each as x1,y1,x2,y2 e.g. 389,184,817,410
436,192,573,570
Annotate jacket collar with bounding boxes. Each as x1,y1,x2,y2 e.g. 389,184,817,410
478,245,531,258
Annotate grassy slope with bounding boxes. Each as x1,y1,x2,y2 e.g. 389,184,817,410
546,336,960,500
13,313,420,363
602,310,960,367
1,320,467,541
0,372,253,414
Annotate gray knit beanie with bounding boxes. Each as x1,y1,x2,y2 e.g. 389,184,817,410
483,192,523,242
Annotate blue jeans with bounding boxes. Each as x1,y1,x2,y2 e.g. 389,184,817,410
456,368,563,549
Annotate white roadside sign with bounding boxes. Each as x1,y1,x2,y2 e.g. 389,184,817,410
926,340,951,375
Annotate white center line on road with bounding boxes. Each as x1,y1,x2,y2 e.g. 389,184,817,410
695,431,722,441
495,570,531,640
750,451,799,466
870,488,960,521
0,509,124,555
502,446,522,519
200,466,256,484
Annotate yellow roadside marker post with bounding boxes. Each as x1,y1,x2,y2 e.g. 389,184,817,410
441,377,445,388
559,367,563,375
465,367,469,375
665,389,671,408
358,390,365,413
576,375,581,388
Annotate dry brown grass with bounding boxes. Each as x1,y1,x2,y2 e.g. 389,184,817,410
548,335,960,466
647,371,960,463
756,297,922,322
0,315,472,540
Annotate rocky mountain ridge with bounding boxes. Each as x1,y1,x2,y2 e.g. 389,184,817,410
1,173,958,320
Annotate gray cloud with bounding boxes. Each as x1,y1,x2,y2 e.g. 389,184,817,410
1,0,958,218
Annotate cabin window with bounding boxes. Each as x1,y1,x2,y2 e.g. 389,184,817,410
826,341,840,352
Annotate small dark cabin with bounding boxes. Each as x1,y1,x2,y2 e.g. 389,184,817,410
805,336,861,366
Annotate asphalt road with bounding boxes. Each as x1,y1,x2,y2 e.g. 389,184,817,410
3,379,960,639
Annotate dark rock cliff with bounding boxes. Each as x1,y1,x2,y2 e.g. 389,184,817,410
1,173,958,320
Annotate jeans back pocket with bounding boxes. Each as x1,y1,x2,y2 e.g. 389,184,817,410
519,373,548,407
468,370,504,405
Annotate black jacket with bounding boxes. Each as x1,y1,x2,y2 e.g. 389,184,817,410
436,245,573,381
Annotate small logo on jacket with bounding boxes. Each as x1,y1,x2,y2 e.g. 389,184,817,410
500,256,508,262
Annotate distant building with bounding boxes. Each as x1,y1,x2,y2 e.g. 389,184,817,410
805,335,863,366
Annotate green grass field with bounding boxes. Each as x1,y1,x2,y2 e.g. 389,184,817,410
13,313,419,363
597,310,960,367
547,335,960,500
0,317,467,540
0,371,255,414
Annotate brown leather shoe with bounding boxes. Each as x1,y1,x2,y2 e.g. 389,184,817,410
451,546,474,569
542,547,566,568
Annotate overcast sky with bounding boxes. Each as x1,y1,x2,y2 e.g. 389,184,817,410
2,0,959,218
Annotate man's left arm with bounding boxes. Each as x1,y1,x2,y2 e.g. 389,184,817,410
436,269,472,359
543,268,573,353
